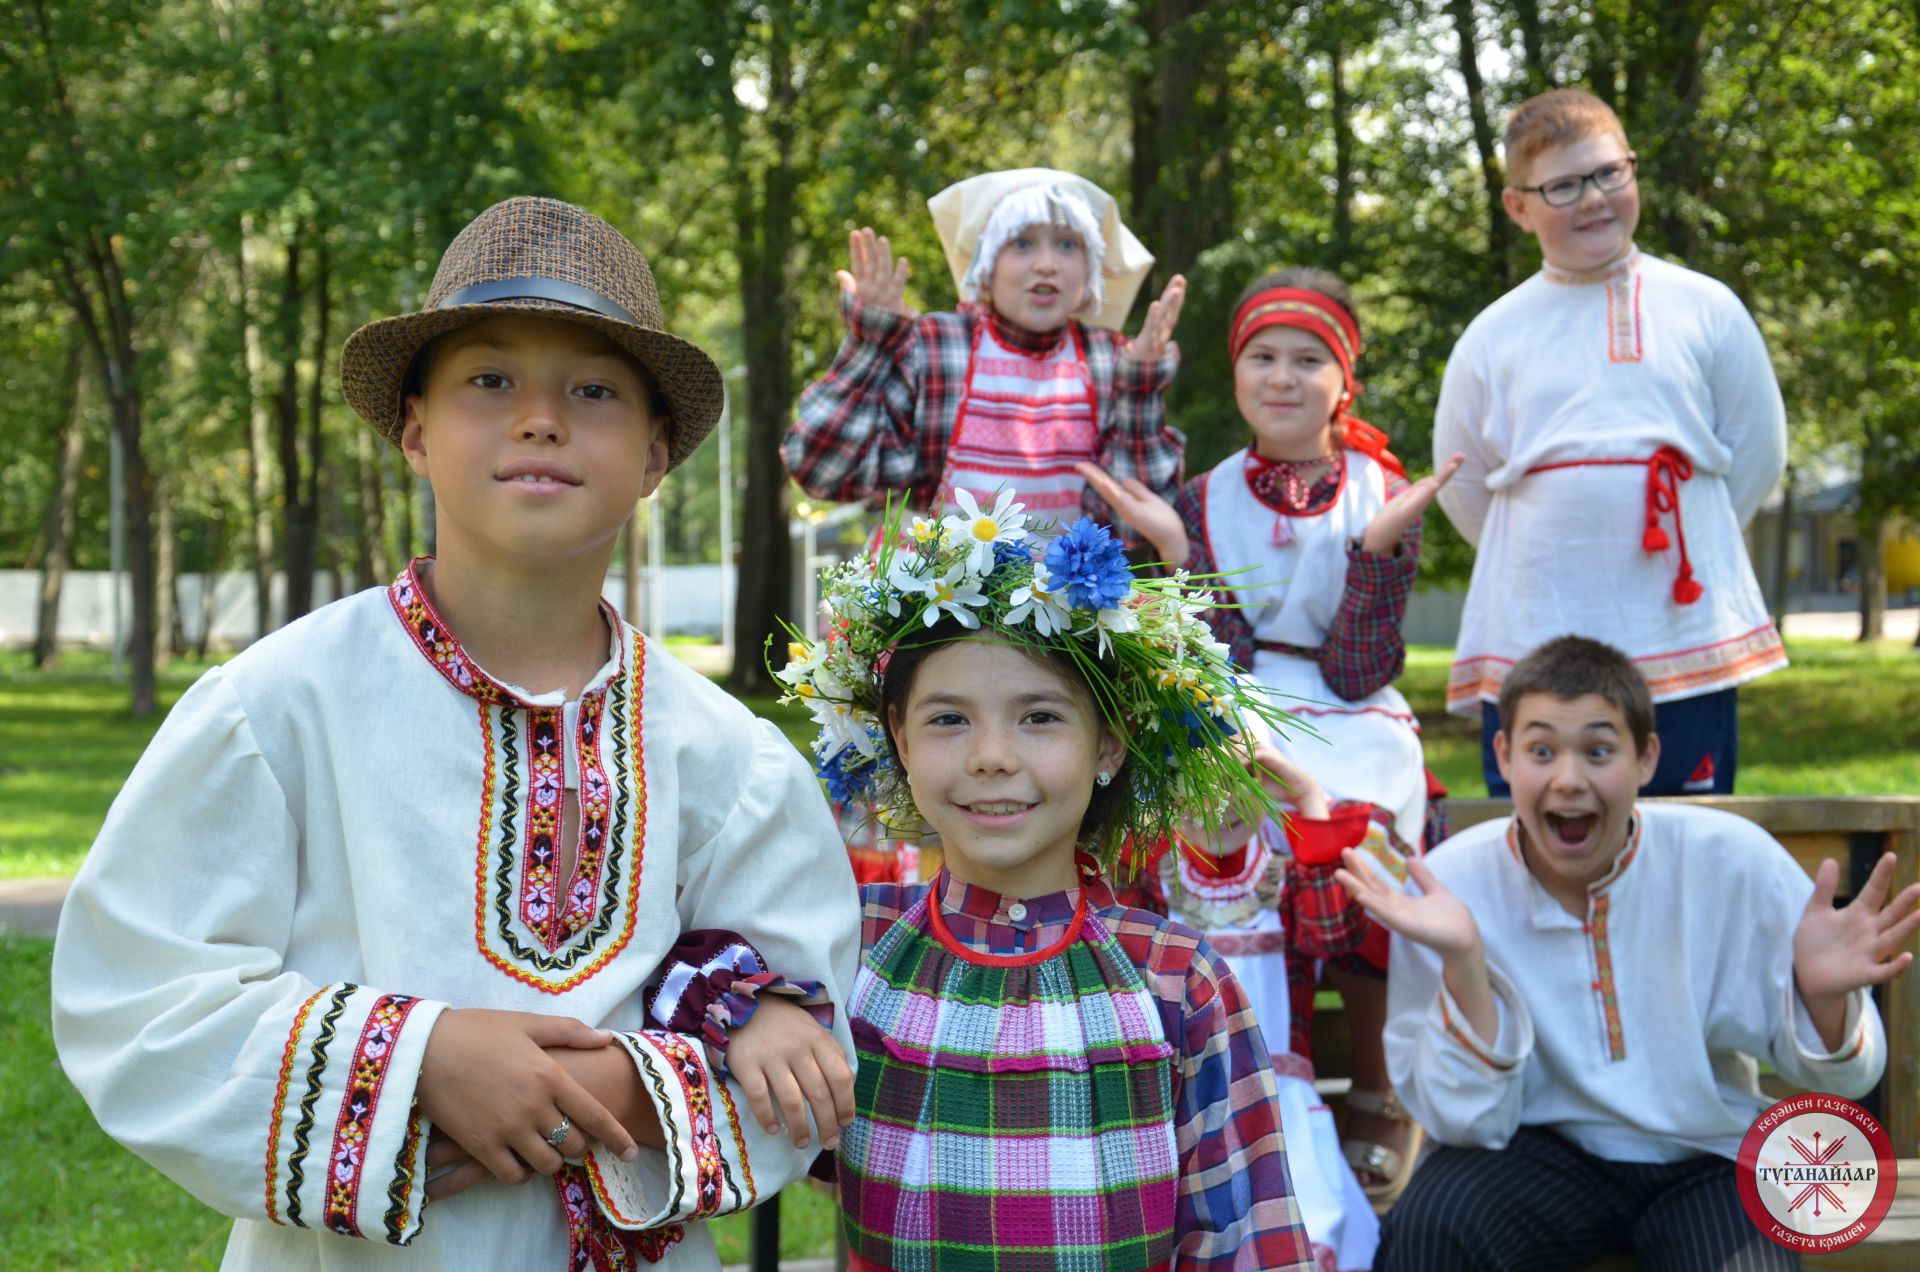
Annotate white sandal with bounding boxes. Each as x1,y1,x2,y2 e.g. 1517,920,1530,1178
1342,1087,1424,1209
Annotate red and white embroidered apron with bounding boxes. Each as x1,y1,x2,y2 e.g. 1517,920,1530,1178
935,319,1099,532
1203,446,1428,852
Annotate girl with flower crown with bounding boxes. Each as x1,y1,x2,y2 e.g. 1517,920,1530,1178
1083,268,1465,1222
659,509,1318,1269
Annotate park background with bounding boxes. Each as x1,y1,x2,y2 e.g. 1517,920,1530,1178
3,0,1918,1266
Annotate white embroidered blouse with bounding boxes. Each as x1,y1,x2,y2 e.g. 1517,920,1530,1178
52,561,861,1270
1386,804,1885,1164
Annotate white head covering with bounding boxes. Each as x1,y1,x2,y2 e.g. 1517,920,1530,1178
928,168,1154,331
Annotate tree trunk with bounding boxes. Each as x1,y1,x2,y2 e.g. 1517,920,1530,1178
1770,466,1793,631
33,342,87,670
1858,513,1887,641
1512,0,1551,93
193,515,221,660
354,427,388,585
107,379,157,715
623,511,643,629
1448,0,1514,288
1128,0,1233,292
728,24,797,695
241,223,277,639
1635,1,1711,264
277,232,318,620
1328,36,1356,261
155,474,181,661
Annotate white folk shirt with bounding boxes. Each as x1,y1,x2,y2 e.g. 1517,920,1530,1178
1434,248,1788,714
1201,445,1428,850
52,562,861,1270
1386,804,1885,1164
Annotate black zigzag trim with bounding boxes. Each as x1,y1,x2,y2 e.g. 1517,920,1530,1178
285,983,354,1228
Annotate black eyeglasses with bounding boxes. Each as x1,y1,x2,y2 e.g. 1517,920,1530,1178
1511,156,1638,208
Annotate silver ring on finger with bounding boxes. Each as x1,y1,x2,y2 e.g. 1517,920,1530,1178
544,1116,572,1149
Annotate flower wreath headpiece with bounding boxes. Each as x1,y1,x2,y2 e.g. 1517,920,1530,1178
775,491,1298,867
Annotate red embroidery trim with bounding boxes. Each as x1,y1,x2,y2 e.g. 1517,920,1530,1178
648,1032,728,1221
560,1162,683,1267
324,994,423,1236
470,632,649,994
265,987,328,1225
523,706,566,945
1590,894,1627,1061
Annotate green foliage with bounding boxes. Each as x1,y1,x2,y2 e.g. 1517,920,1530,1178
3,0,1917,603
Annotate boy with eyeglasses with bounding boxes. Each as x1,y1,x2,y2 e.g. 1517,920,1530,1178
1433,89,1787,797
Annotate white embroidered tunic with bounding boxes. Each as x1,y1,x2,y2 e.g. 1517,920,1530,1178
52,563,862,1270
1386,804,1885,1164
1200,445,1429,850
1434,249,1788,713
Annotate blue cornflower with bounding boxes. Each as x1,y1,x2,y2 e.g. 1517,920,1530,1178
817,748,873,805
990,537,1034,576
1044,518,1133,611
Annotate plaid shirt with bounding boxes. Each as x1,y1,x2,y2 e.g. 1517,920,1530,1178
784,296,1184,534
1174,463,1417,698
860,875,1316,1272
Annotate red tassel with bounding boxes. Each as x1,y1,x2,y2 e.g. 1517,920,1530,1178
1673,573,1704,605
1643,524,1670,552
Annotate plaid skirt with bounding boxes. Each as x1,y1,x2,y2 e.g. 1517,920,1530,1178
838,892,1179,1270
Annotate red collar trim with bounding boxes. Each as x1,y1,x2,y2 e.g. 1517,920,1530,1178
385,557,626,707
966,301,1076,357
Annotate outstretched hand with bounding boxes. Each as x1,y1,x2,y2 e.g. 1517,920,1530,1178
836,228,917,318
1361,452,1466,556
1794,852,1920,1016
1125,275,1186,363
1336,849,1481,962
1073,463,1188,564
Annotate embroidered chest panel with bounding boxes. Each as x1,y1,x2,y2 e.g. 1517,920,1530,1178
389,562,651,993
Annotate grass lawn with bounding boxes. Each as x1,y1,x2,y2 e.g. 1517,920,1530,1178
5,636,1917,1263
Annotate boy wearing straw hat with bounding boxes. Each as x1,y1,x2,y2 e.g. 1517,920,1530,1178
783,168,1188,540
53,197,860,1270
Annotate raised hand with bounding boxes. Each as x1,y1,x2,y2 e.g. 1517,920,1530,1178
1073,462,1188,564
726,996,855,1152
1248,740,1328,820
1794,852,1920,1018
1360,452,1466,556
418,1009,639,1200
1337,850,1482,962
1125,274,1186,364
836,227,916,318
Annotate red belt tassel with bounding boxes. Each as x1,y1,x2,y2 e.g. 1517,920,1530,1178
1644,445,1703,604
1526,447,1704,606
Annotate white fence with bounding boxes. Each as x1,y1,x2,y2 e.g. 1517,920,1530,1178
0,566,734,649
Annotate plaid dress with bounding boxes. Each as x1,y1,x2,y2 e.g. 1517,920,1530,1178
783,297,1182,540
844,875,1315,1272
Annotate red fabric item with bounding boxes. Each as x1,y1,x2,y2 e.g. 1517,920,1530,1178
1287,805,1375,867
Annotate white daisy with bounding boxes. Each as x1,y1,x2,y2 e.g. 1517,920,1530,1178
940,489,1030,575
1005,562,1075,637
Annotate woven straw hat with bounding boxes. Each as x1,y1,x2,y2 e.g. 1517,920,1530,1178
341,197,723,471
928,168,1154,331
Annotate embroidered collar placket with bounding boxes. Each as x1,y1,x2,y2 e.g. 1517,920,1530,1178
387,559,646,979
1508,813,1642,1062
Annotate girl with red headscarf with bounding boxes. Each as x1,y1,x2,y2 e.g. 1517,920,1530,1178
1085,268,1464,1232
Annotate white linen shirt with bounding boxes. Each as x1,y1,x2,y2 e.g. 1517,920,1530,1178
52,562,861,1269
1434,249,1788,713
1386,803,1885,1164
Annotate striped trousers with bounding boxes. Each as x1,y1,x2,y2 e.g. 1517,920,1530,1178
1376,1127,1798,1271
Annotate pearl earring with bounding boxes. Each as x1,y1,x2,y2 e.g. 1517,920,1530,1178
1096,770,1112,788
